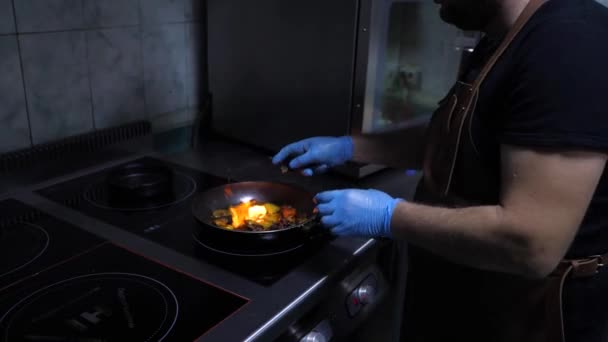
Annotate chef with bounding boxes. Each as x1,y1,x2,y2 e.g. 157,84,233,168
272,0,608,341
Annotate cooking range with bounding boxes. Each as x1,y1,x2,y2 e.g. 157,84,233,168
0,125,397,341
0,199,248,341
36,156,330,286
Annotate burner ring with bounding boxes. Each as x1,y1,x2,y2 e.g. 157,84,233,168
1,273,179,342
0,223,50,279
84,172,197,211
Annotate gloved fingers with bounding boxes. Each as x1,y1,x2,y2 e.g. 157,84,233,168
320,214,341,228
272,141,308,165
300,164,329,177
315,190,341,204
316,203,334,216
301,168,314,177
289,152,319,169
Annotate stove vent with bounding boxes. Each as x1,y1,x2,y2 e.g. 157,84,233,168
0,121,151,175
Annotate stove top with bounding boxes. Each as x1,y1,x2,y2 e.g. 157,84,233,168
0,199,104,292
37,157,330,286
0,243,248,341
1,138,393,342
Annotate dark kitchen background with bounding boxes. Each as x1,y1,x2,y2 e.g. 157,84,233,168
1,1,606,342
1,0,607,156
0,0,203,153
0,0,477,161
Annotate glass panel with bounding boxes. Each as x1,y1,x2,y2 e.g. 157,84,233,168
362,0,480,133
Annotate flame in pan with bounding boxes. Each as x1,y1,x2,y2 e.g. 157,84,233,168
229,200,269,227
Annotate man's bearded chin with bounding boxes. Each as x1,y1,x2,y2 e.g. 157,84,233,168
438,0,500,31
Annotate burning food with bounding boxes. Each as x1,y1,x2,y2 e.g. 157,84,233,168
212,199,308,231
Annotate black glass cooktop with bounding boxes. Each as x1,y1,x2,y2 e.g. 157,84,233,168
38,157,329,286
0,199,104,292
37,157,226,234
0,243,248,341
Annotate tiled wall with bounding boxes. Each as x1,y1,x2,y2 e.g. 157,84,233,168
0,0,203,153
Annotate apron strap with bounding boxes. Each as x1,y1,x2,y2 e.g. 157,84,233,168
546,252,608,342
422,0,548,199
471,0,548,91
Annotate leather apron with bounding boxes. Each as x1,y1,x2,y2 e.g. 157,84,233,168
419,0,608,341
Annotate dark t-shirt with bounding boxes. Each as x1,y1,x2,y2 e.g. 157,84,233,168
405,0,608,341
452,0,608,258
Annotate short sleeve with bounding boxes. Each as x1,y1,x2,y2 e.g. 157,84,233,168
499,18,608,152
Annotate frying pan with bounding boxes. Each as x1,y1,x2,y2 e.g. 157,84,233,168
192,181,322,255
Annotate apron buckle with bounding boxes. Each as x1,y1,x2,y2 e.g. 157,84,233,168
569,255,606,278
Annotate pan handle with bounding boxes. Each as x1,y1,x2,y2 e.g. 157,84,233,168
301,215,333,240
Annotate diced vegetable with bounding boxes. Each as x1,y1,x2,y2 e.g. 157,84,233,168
212,209,231,218
264,203,281,214
252,219,274,229
214,218,231,228
211,200,309,232
281,206,296,219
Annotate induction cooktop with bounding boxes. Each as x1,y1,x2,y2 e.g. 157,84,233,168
37,157,330,286
0,200,248,341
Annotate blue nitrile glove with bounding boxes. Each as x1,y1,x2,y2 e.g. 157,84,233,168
272,136,353,176
314,189,404,238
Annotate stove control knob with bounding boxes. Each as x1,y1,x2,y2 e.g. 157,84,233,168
356,284,376,305
300,331,327,342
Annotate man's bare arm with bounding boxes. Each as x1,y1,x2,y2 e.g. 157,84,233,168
390,145,606,278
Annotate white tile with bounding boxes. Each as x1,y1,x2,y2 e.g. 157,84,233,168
83,0,140,28
88,28,145,129
185,23,204,108
143,24,188,116
14,0,84,32
0,36,30,153
0,0,16,34
140,0,186,25
20,32,93,144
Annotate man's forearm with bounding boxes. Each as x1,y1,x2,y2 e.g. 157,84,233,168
351,123,427,169
391,201,550,278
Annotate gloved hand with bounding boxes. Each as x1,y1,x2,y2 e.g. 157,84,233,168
314,189,403,238
272,136,353,176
